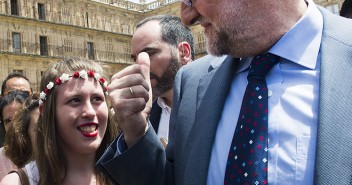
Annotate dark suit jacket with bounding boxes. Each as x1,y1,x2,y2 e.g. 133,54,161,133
97,8,352,185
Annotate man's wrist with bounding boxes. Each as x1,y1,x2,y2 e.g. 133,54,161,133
123,123,149,148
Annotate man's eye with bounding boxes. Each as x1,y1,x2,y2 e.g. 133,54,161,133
146,51,156,58
4,119,12,125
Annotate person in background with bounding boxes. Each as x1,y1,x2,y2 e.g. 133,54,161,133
97,0,352,184
4,93,39,164
1,93,40,184
1,58,118,185
0,90,30,180
340,0,352,18
1,73,32,97
0,73,32,147
131,15,195,145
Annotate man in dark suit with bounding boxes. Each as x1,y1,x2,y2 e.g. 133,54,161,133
130,15,194,144
97,0,352,184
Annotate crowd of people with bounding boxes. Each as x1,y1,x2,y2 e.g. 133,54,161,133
0,0,351,184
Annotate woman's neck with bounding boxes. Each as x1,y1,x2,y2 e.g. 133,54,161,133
62,152,97,185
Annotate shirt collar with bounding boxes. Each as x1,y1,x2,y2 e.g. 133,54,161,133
237,0,323,73
157,97,171,111
269,0,323,69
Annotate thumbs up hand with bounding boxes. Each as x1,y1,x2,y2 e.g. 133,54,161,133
108,52,152,148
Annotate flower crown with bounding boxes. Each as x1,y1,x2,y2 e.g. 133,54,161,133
39,70,108,105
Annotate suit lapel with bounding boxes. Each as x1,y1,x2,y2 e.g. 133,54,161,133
183,57,239,185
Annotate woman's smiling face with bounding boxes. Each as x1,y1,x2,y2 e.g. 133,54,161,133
55,77,108,156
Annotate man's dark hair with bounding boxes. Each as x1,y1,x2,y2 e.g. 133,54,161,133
1,72,32,96
340,0,352,18
136,14,195,60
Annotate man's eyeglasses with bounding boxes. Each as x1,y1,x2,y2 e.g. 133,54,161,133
180,0,192,7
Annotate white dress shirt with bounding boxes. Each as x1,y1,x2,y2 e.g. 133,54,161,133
156,97,171,140
207,0,323,184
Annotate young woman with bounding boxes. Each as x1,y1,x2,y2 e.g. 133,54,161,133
1,58,118,185
0,91,30,135
0,90,30,180
4,93,40,168
1,93,40,184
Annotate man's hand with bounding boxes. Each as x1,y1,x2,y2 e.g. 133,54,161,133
108,52,152,148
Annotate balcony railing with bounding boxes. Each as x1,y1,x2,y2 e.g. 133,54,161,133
0,0,180,34
0,38,133,64
95,0,180,12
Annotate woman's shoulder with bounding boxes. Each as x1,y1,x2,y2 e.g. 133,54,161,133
0,147,17,180
0,172,21,185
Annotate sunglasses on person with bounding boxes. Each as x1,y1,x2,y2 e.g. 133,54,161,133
2,90,32,96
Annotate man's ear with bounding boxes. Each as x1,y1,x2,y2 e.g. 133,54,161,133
177,42,192,66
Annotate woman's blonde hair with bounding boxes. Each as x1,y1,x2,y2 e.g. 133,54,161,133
36,58,117,185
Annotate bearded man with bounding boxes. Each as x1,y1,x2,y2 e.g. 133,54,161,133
130,15,195,143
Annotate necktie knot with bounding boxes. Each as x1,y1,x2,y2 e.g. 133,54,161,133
248,53,280,82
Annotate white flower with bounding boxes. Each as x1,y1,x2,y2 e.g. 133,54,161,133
104,81,108,87
39,99,44,105
79,70,87,78
60,73,70,83
46,82,54,89
40,91,46,100
94,73,101,81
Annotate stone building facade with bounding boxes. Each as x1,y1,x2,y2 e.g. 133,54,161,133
0,0,345,92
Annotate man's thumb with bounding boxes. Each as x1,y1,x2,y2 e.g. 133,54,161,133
136,52,152,110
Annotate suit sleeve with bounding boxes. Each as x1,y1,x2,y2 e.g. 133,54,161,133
96,124,166,185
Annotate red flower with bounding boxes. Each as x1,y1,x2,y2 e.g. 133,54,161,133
44,88,49,95
87,70,94,77
99,77,105,84
73,71,79,78
55,78,62,85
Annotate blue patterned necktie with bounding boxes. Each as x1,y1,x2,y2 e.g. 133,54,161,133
224,53,280,185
